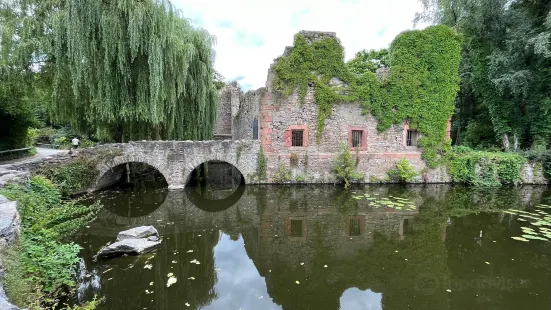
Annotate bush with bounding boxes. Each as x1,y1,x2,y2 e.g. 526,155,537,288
387,158,419,183
36,127,57,144
272,163,292,183
0,176,101,307
446,150,526,186
35,158,99,196
26,128,39,147
332,142,364,188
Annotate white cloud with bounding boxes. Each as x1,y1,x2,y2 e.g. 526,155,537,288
173,0,427,91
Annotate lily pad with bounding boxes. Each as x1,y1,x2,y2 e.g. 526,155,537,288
522,234,549,241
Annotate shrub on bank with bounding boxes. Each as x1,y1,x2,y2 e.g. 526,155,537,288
332,142,364,188
0,176,101,309
387,158,419,183
445,149,526,186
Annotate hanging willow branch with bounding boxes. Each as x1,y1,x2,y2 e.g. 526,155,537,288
51,0,218,142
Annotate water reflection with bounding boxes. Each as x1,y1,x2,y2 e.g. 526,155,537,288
72,185,551,310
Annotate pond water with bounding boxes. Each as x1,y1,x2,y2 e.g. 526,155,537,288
72,184,551,310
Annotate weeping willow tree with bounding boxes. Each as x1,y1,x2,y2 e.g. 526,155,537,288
51,0,219,142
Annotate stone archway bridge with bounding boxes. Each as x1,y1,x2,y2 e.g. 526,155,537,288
93,140,260,190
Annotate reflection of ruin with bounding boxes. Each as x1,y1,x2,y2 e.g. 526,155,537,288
79,185,551,309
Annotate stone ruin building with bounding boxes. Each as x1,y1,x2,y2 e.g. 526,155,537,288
214,31,452,183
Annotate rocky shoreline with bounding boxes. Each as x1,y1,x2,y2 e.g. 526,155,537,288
0,195,22,310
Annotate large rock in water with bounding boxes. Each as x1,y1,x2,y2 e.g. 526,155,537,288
98,239,161,258
98,226,161,258
116,226,158,241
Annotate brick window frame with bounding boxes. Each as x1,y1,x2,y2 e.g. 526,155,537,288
348,127,367,151
284,125,308,148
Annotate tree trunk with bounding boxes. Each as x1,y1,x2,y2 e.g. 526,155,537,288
503,133,510,152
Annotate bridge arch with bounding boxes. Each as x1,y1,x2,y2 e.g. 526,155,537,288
95,155,171,190
182,154,251,186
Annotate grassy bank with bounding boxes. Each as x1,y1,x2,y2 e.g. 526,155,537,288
0,176,102,309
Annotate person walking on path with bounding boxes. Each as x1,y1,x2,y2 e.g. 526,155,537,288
72,136,80,150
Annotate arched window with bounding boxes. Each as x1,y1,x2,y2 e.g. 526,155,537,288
252,119,258,140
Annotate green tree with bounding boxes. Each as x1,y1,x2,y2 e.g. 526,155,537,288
416,0,551,151
50,0,219,142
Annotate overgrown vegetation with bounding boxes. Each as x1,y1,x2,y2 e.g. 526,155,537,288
271,33,352,140
256,147,267,181
446,147,526,186
272,163,292,183
34,148,121,196
36,158,99,196
36,127,97,149
417,0,551,151
272,26,462,166
0,176,101,308
332,142,364,188
387,158,420,183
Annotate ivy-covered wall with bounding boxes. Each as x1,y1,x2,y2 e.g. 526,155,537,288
270,26,462,167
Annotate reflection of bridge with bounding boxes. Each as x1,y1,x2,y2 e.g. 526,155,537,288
79,185,551,310
94,140,260,190
82,185,439,309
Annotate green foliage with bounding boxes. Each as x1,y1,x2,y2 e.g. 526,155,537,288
37,127,97,149
271,33,352,140
0,241,44,308
446,150,526,186
418,0,551,150
26,128,39,147
352,25,462,167
272,26,462,166
0,67,39,150
36,127,58,144
332,142,364,188
346,49,389,74
54,136,66,145
256,147,267,181
20,235,82,294
0,176,101,306
295,174,306,182
36,158,99,196
65,296,104,310
0,1,53,151
387,158,420,183
272,163,292,183
50,0,219,142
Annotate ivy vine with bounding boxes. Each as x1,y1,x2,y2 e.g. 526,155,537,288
271,26,462,168
271,34,352,140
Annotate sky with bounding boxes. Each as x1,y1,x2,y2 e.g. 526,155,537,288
206,233,383,309
172,0,428,91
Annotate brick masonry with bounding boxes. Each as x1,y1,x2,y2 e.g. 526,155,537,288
212,30,548,185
